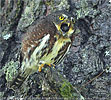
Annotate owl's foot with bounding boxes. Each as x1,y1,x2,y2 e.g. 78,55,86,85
38,63,55,72
38,64,44,72
48,64,55,68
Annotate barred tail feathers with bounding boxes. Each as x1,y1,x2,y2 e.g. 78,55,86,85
9,68,32,90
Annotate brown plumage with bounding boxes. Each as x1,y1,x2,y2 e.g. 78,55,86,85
9,11,77,90
22,18,57,59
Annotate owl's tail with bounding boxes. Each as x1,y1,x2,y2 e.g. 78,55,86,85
9,68,32,90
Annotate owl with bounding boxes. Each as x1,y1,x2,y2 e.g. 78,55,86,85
9,11,77,90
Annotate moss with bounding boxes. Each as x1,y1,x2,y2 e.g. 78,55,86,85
3,61,19,82
59,80,85,100
60,81,73,98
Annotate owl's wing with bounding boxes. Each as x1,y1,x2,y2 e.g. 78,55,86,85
21,18,57,60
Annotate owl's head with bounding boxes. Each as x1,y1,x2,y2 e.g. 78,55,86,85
48,11,76,38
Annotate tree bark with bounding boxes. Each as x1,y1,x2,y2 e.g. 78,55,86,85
0,0,111,100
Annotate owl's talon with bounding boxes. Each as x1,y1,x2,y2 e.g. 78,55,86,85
48,64,51,67
48,64,55,68
38,64,45,72
38,63,55,72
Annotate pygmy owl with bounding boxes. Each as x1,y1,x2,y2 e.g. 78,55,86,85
9,11,77,90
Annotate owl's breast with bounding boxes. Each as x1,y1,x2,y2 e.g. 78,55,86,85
40,36,71,65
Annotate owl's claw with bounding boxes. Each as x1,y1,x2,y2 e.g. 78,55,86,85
48,64,55,68
38,64,45,72
38,63,55,72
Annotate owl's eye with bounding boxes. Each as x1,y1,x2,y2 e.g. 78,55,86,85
61,23,69,32
59,16,64,20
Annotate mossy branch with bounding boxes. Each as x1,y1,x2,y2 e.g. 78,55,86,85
36,66,85,100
